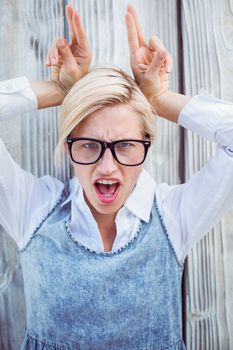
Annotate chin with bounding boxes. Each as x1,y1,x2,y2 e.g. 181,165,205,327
84,188,127,217
92,202,122,215
87,195,124,216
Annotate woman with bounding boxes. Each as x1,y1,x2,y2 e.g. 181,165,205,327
1,4,233,350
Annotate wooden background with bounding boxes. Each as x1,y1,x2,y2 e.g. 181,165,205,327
0,0,233,349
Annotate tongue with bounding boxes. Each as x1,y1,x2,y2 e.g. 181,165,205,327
96,183,118,194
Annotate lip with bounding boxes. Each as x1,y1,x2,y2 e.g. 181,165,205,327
94,177,121,204
94,177,121,184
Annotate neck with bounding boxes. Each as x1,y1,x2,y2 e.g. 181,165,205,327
84,196,117,252
93,210,117,252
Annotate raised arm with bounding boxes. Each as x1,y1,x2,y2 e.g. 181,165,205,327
125,5,190,122
0,5,91,248
31,4,92,109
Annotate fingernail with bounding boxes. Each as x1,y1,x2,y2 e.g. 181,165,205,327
51,58,56,65
45,60,50,66
166,66,171,73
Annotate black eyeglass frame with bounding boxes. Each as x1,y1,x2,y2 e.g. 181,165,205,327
66,137,151,166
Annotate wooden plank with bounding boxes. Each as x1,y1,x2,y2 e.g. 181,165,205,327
181,0,233,348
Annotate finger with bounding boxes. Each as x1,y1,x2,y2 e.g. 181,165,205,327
165,52,172,73
146,50,167,79
149,36,172,73
51,65,60,82
125,12,139,54
45,53,56,67
56,38,78,70
45,50,56,67
72,11,90,51
149,35,166,52
127,4,147,47
65,4,76,44
46,40,60,66
45,51,51,66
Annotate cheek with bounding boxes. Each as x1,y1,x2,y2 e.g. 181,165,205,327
124,167,142,189
72,165,93,189
72,164,83,181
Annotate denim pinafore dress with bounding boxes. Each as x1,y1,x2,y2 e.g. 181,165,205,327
19,185,186,350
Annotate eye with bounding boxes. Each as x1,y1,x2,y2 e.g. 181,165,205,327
83,142,99,149
116,141,135,149
72,140,102,153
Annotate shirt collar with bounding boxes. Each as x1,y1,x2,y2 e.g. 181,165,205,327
61,168,156,223
124,168,156,222
61,177,79,207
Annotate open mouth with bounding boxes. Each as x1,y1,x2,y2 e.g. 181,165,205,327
94,179,120,203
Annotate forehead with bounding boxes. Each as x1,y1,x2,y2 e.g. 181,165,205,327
72,104,143,139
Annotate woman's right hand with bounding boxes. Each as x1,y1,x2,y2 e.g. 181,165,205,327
45,4,92,93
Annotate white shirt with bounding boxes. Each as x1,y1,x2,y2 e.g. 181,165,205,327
1,77,233,263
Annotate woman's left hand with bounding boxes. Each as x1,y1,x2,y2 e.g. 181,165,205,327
125,5,172,102
45,4,92,92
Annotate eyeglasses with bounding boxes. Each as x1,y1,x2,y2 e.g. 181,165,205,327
66,137,151,166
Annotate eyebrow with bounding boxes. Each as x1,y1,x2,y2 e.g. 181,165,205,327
74,133,143,140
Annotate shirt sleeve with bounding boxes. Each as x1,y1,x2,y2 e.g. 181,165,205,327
0,77,63,248
0,77,38,120
156,91,233,262
179,89,233,152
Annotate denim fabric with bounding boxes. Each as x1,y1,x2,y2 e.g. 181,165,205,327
19,185,186,350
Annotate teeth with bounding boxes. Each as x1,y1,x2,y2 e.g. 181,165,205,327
103,194,113,198
96,180,118,185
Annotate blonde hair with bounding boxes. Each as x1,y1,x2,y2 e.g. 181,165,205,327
55,65,156,164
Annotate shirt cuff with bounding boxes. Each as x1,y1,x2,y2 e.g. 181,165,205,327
178,89,233,148
0,77,38,120
0,77,30,93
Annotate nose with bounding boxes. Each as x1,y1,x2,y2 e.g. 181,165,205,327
96,148,118,174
